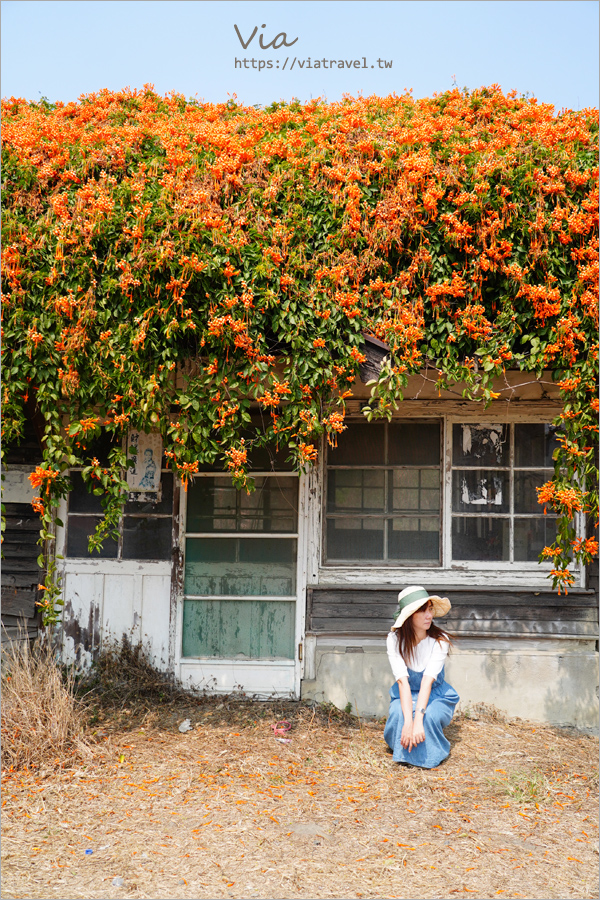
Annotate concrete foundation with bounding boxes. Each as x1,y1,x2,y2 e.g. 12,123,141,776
300,636,599,730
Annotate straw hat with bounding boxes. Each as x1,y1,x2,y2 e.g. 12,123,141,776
391,585,451,630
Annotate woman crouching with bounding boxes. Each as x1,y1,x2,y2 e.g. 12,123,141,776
384,585,459,769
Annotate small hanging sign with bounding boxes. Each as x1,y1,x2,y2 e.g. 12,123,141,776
127,430,162,496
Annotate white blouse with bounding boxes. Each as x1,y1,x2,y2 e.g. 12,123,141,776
386,631,449,681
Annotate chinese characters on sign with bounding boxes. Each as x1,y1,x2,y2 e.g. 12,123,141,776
127,431,162,499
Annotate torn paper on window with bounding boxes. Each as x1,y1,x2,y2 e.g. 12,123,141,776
461,425,505,464
460,475,503,507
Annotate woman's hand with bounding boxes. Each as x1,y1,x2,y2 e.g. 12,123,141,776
400,720,413,749
409,714,426,750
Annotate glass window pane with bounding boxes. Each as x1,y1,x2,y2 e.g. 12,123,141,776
452,470,508,513
327,470,385,514
452,517,509,561
184,537,296,596
389,518,439,561
452,424,508,467
392,469,439,512
182,598,295,659
122,516,172,560
68,471,104,514
326,518,384,560
514,424,560,468
388,422,440,466
66,515,118,558
514,518,558,562
327,423,385,465
514,471,552,514
186,476,298,533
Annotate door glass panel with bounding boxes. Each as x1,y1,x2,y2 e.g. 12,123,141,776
184,537,297,596
452,424,508,466
66,515,118,558
452,470,509,513
452,517,509,561
182,599,295,659
122,516,172,560
186,476,298,533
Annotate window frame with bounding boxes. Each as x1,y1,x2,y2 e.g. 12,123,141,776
324,419,443,566
322,414,579,577
65,465,174,561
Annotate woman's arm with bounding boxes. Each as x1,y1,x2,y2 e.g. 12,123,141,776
397,676,414,748
409,675,435,750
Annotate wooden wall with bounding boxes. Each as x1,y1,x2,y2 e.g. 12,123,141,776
2,503,42,643
2,416,43,643
306,585,599,640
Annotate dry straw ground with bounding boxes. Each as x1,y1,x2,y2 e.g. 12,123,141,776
1,691,598,900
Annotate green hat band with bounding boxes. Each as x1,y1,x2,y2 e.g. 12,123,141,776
393,586,429,619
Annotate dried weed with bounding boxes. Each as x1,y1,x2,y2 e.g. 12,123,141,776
1,637,90,772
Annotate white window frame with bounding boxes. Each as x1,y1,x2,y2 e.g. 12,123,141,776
319,413,585,589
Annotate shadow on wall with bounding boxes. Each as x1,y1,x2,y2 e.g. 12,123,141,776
312,650,389,717
480,646,599,729
543,653,599,730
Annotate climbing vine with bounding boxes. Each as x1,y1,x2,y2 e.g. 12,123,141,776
1,84,598,617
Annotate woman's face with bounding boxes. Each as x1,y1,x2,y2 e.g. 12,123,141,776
411,600,433,631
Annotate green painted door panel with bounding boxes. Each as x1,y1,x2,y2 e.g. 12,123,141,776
184,537,297,596
182,599,295,659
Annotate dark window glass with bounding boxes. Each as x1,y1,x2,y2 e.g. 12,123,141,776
514,471,549,514
326,518,384,560
514,518,558,562
79,430,119,466
327,423,385,466
66,515,118,558
452,424,509,467
388,422,440,466
388,519,439,561
122,516,172,560
514,424,560,468
452,517,509,561
68,471,105,514
186,476,298,533
452,470,509,513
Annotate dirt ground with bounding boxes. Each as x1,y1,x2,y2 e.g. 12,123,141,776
1,698,598,900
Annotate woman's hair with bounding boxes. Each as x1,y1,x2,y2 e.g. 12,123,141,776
393,602,452,666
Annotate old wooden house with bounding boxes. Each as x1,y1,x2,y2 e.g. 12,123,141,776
11,355,589,731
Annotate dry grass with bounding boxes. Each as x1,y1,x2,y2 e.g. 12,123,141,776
2,644,598,899
1,638,90,773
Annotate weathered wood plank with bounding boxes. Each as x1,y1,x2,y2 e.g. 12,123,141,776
1,545,44,560
2,531,40,546
307,588,596,607
1,593,38,618
310,602,598,622
309,617,598,636
1,572,43,587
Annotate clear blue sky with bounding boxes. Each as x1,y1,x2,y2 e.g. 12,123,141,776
1,0,598,111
